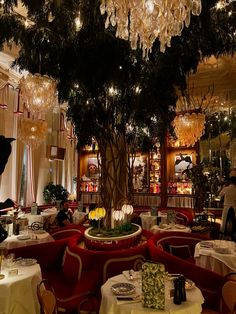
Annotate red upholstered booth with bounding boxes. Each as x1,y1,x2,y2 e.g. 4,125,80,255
49,224,86,240
9,235,100,313
148,232,224,311
68,229,153,284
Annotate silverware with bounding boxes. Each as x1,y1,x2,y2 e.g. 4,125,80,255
129,270,134,280
117,295,140,301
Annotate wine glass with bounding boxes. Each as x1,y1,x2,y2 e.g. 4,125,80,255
5,253,15,268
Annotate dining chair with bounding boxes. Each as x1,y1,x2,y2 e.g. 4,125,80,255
220,207,235,240
37,279,58,314
220,272,236,314
221,280,236,314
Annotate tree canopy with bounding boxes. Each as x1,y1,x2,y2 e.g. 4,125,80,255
1,0,236,148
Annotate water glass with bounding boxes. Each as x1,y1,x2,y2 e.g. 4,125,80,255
5,253,15,268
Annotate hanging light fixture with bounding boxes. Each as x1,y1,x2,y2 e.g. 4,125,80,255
173,112,205,147
18,117,48,149
100,0,202,58
19,73,57,114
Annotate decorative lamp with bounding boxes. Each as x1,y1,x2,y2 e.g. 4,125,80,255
121,204,134,215
100,0,202,58
95,207,106,219
18,117,48,149
89,207,106,234
173,112,205,147
19,73,57,113
112,210,125,221
88,210,98,220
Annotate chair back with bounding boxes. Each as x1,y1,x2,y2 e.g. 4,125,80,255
222,281,236,313
37,279,57,314
220,272,236,314
223,207,235,240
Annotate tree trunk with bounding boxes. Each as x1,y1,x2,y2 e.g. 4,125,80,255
97,133,128,229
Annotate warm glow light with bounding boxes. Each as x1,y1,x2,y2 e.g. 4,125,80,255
89,207,106,220
19,73,57,114
112,210,125,221
100,0,202,58
121,204,134,215
18,118,48,149
173,112,205,147
75,13,83,31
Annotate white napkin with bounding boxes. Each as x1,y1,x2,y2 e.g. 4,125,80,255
122,270,136,281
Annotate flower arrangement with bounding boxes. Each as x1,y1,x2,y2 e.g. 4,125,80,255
88,203,136,237
88,207,106,233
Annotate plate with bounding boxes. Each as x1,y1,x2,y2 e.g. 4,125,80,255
17,258,37,266
17,235,31,240
185,279,195,290
111,282,136,296
83,223,90,228
200,241,214,248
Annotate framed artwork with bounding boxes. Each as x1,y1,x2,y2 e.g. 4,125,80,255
131,155,148,191
87,157,100,179
175,153,193,173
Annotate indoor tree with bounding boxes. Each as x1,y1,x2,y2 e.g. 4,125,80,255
0,0,236,228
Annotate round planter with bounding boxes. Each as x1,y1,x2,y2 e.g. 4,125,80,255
84,223,142,250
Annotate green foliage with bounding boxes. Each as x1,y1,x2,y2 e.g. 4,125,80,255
43,182,69,202
0,0,236,152
183,163,209,210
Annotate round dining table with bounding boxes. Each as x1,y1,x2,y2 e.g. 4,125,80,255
194,240,236,276
99,273,204,314
2,230,54,250
150,224,191,234
0,263,42,314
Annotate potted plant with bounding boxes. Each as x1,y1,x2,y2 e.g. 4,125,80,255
43,182,69,204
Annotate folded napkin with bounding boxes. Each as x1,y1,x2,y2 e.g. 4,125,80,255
122,270,140,281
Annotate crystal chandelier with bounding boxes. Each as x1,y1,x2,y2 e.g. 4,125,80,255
100,0,202,58
173,112,205,147
19,73,57,113
18,117,48,149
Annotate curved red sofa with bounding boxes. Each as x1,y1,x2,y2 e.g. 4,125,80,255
67,229,153,284
49,224,86,240
148,231,224,311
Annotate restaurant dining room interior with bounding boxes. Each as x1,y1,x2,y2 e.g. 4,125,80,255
0,0,236,314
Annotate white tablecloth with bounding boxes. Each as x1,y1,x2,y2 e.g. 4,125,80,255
167,196,194,208
194,240,236,276
150,224,191,234
2,230,54,250
99,274,204,314
0,263,42,314
25,208,57,229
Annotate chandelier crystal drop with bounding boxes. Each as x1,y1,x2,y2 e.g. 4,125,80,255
18,118,48,149
173,112,205,147
19,73,57,113
100,0,202,58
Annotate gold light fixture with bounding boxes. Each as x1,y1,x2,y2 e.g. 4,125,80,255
18,117,48,149
19,73,57,114
100,0,202,58
173,112,205,147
